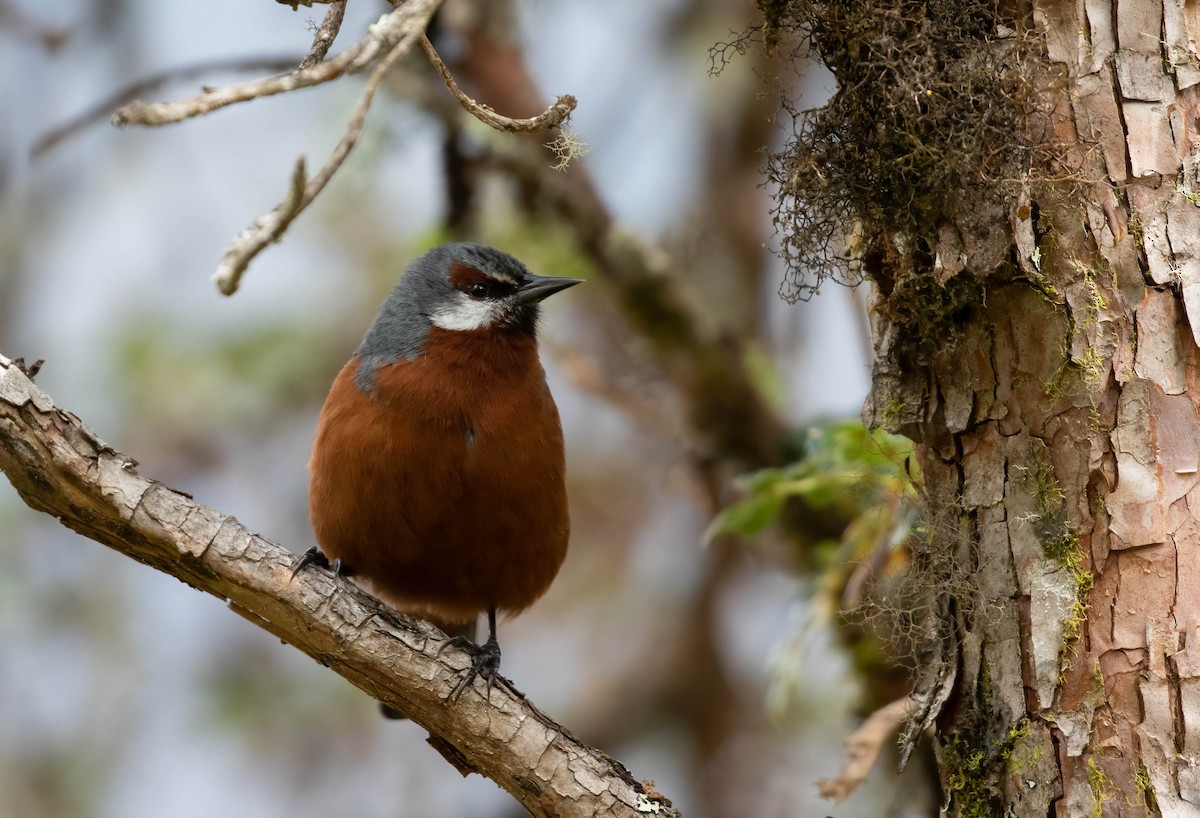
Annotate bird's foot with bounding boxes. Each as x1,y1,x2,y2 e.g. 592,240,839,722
445,634,503,704
290,546,352,581
381,617,484,720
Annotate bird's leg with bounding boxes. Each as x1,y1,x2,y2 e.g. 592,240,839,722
289,546,353,581
447,608,503,703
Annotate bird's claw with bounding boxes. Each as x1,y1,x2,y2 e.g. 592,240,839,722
290,546,350,581
446,636,502,704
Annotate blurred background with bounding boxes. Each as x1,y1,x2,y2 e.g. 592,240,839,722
0,1,934,816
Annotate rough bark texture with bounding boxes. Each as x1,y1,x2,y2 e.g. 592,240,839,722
0,354,676,818
861,1,1200,814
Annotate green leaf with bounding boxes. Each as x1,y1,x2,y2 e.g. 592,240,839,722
704,490,786,542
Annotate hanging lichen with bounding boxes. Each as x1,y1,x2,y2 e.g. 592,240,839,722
752,0,1047,300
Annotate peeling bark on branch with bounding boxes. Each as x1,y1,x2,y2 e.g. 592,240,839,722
0,354,676,818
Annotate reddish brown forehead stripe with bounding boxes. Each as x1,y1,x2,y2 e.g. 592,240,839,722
448,260,492,289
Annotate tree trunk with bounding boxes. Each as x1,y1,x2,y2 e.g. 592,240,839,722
859,0,1200,814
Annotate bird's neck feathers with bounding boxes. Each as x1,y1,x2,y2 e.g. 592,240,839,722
354,304,541,395
358,326,545,417
423,325,541,371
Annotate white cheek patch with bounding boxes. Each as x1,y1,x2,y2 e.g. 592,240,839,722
429,294,504,331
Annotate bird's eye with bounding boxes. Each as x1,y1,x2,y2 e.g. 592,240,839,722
468,282,491,299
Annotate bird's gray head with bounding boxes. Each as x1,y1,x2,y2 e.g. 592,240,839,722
355,243,582,391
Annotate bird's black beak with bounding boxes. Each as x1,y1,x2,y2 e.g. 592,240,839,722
512,274,584,306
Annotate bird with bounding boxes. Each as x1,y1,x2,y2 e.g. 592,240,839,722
295,242,581,703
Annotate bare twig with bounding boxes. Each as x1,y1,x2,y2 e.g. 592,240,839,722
817,697,913,803
113,0,441,127
0,354,678,818
420,35,576,133
214,157,309,296
32,56,301,158
214,26,417,295
299,0,347,70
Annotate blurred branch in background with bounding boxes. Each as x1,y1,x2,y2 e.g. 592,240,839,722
420,34,575,133
30,57,303,158
210,23,574,295
0,0,68,51
817,695,912,803
47,0,574,297
0,355,678,818
112,0,444,295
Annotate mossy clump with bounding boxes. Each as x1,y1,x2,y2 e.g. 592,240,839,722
874,259,986,365
940,709,1037,816
760,0,1041,300
1002,719,1047,775
942,733,996,817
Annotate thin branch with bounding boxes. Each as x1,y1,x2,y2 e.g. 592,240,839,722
299,0,346,70
420,35,576,133
32,56,301,158
817,697,912,803
213,25,414,296
113,0,442,127
213,157,309,296
0,353,678,818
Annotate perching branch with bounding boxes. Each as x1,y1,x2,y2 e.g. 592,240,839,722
112,0,441,127
213,21,419,296
0,353,677,818
420,35,576,133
